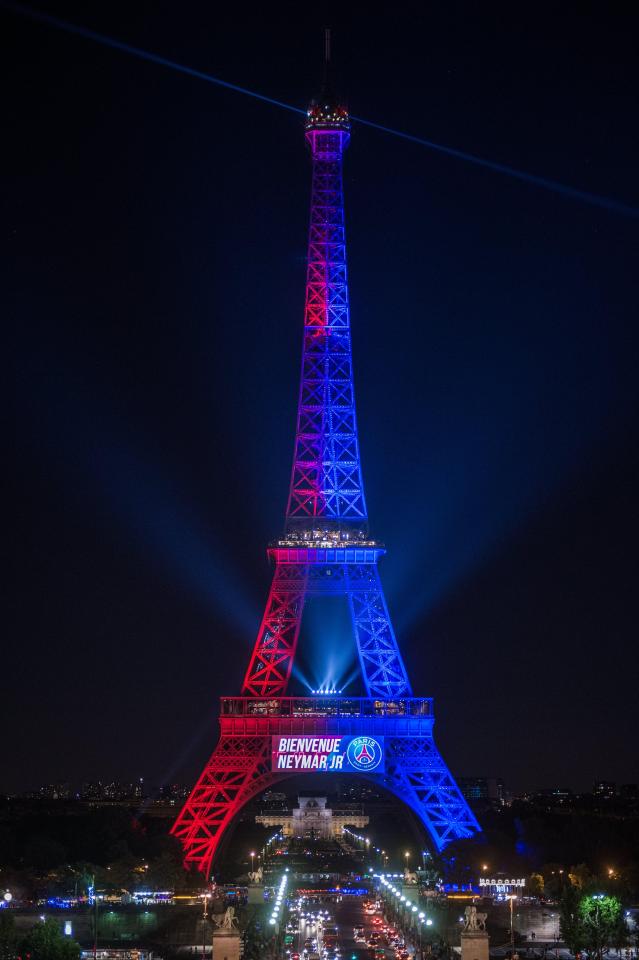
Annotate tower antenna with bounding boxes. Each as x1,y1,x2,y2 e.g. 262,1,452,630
322,27,332,94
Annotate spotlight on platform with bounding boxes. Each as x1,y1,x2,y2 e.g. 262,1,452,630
311,685,343,694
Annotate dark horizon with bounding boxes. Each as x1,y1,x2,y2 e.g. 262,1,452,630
5,4,639,798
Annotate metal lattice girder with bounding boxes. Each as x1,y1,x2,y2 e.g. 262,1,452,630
286,126,366,524
171,723,479,874
379,737,481,850
348,567,412,698
171,735,275,876
242,555,411,699
242,564,307,696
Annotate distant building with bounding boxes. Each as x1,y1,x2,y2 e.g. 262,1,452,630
260,791,288,809
336,780,384,803
256,795,368,838
81,781,103,800
593,781,617,799
458,778,505,805
38,783,70,800
530,787,574,809
80,780,146,802
158,783,190,802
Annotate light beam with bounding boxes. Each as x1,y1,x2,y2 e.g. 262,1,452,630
4,0,637,217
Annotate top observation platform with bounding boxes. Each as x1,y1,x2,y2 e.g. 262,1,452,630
305,96,350,133
304,87,350,156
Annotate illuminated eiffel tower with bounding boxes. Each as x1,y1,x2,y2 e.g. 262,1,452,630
172,59,480,876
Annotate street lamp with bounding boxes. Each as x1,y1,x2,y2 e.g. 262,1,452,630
250,851,255,873
508,895,517,958
201,893,212,919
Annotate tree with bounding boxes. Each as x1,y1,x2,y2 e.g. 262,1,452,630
0,913,18,960
540,863,566,900
23,837,67,872
578,895,627,960
528,873,544,897
568,863,594,891
560,889,628,960
559,883,584,956
20,918,80,960
145,850,188,892
242,910,273,960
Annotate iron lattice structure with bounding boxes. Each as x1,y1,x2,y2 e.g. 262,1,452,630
172,93,480,875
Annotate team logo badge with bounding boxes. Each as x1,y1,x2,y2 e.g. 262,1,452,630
347,736,383,771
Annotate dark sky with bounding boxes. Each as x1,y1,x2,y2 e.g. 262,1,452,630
5,3,639,796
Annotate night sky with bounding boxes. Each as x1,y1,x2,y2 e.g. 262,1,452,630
5,3,639,797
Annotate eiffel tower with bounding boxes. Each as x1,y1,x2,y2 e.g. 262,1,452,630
171,67,480,876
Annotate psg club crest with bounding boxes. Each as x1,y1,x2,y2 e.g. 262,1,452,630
346,736,384,772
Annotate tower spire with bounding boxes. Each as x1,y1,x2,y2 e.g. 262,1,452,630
323,27,331,93
287,42,357,533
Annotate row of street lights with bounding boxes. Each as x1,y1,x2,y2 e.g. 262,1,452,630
343,829,430,871
379,876,433,956
269,871,289,927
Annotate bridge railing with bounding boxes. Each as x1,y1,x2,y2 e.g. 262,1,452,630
220,696,433,718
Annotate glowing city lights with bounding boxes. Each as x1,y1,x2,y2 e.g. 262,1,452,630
270,872,288,927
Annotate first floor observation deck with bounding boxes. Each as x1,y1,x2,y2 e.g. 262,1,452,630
219,695,434,737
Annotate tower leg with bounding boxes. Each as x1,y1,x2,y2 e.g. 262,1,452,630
348,565,412,698
171,735,274,876
242,563,307,696
375,735,480,851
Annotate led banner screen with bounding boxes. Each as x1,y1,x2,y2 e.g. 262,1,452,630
271,735,384,773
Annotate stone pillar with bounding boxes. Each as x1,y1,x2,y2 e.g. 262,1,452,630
461,930,489,960
213,931,242,960
247,884,264,905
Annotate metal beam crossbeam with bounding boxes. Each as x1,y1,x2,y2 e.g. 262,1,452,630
286,126,366,524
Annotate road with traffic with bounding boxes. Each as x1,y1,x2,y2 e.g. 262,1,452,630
283,895,415,960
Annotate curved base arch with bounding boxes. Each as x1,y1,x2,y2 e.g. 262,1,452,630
171,731,479,876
